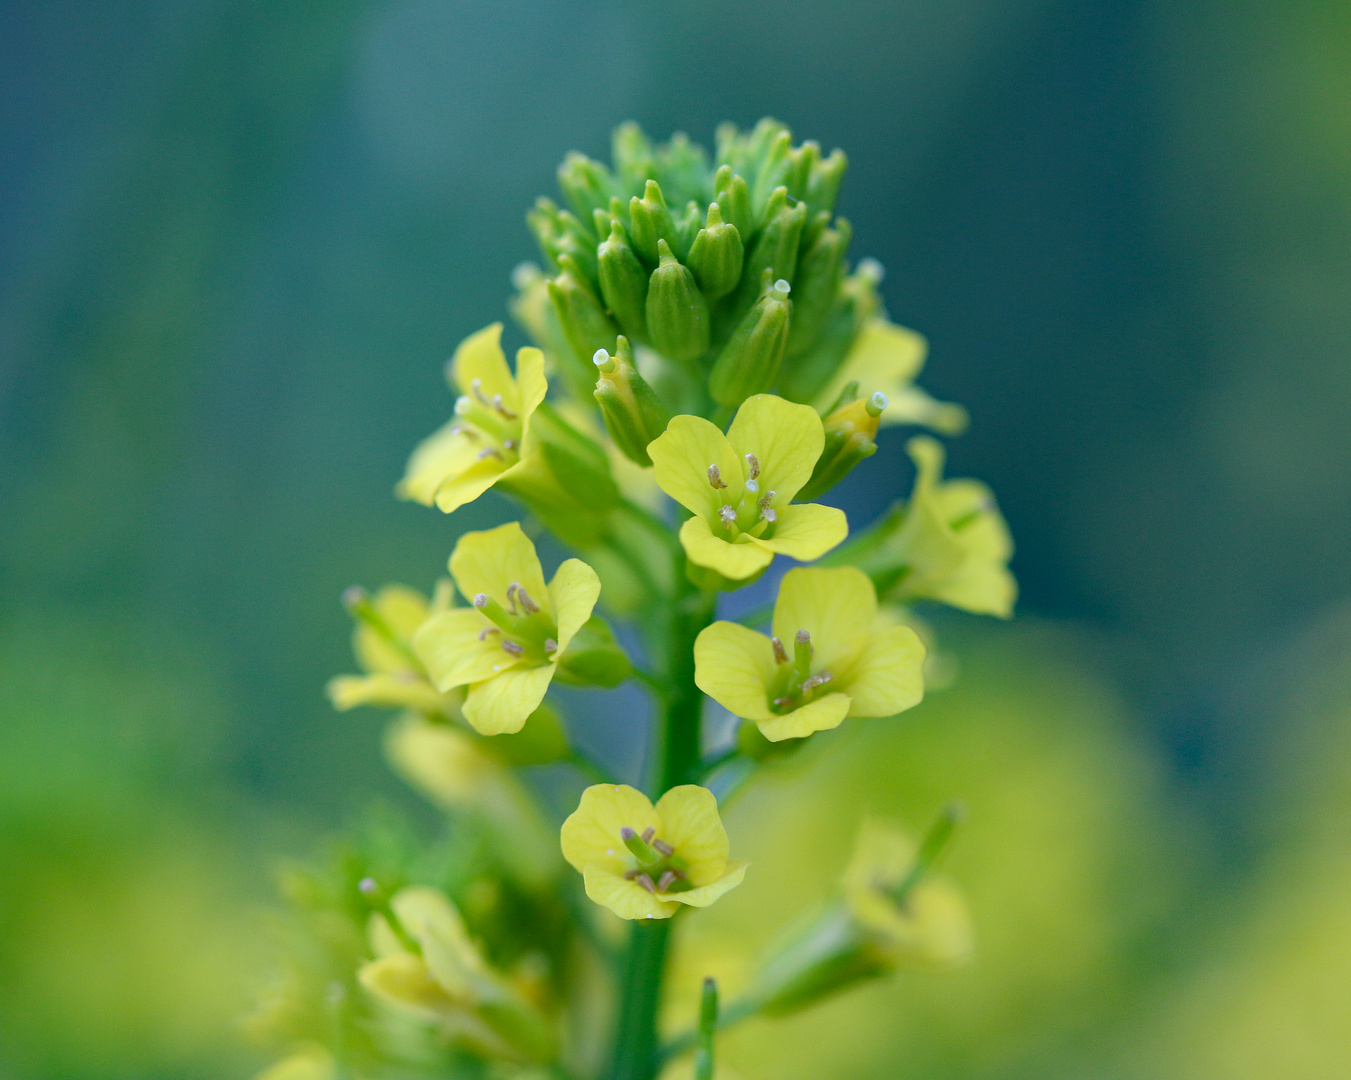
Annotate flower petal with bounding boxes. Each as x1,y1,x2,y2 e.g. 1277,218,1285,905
548,558,601,656
756,691,851,742
462,663,556,735
449,522,550,614
514,346,548,429
667,860,748,908
582,865,679,920
816,318,926,414
693,622,776,722
326,672,458,715
649,414,742,517
726,394,824,503
398,421,485,508
770,566,875,672
654,785,729,883
432,456,508,514
679,516,775,580
450,323,515,407
840,622,926,717
353,584,432,673
756,503,848,563
414,608,511,690
358,953,453,1021
560,783,661,874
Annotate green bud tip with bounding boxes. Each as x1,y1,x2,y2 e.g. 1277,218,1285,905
866,391,888,418
856,256,884,284
593,348,618,374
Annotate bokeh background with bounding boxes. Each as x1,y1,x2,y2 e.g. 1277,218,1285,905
3,1,1350,1077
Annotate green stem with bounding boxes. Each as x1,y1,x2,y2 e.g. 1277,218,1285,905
608,918,673,1080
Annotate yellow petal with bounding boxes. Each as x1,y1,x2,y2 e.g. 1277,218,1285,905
450,323,515,407
449,522,550,615
462,663,556,735
816,318,926,413
384,714,500,808
840,623,926,717
666,860,748,908
755,691,851,742
432,455,509,514
583,865,680,920
880,384,968,434
755,503,848,562
398,420,485,507
693,622,776,722
771,566,875,673
254,1050,334,1080
354,584,431,673
414,608,511,690
560,783,661,874
679,516,774,580
358,953,454,1021
547,558,601,656
514,346,548,431
726,394,824,502
649,414,742,517
326,672,457,715
654,785,729,882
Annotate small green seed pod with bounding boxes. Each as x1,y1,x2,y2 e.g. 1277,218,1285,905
593,337,672,467
785,217,852,359
708,274,792,407
645,239,710,365
628,179,677,264
597,219,649,341
547,253,618,400
713,165,753,242
686,202,744,301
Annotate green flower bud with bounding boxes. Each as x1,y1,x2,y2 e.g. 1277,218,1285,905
778,258,883,403
654,131,712,206
629,179,677,264
509,262,573,364
553,613,632,687
713,165,753,241
673,199,702,260
750,129,794,221
708,274,792,407
686,202,744,301
557,151,620,222
612,121,655,194
646,239,710,364
804,148,848,218
796,388,886,501
547,253,619,400
597,219,649,340
785,216,852,359
593,337,671,467
527,197,598,283
736,187,807,313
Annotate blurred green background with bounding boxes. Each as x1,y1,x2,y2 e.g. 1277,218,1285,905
2,1,1349,1077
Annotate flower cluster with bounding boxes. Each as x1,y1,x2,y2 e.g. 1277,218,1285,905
253,120,1015,1080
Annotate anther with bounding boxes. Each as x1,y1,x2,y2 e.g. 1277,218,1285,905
471,378,492,407
492,393,516,419
744,453,760,480
515,586,541,615
544,637,558,653
657,870,678,891
652,838,674,856
501,639,524,656
760,506,777,523
502,438,517,450
771,636,788,664
802,671,833,692
636,873,657,894
478,626,499,640
477,447,503,460
358,876,378,896
641,827,655,844
718,505,737,527
773,696,794,708
707,464,728,489
506,583,519,614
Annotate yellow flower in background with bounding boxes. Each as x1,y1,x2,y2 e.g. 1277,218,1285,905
695,566,925,742
413,523,600,735
813,318,968,435
888,436,1016,617
397,323,548,514
648,395,848,582
326,582,463,718
842,817,973,969
561,785,748,920
358,885,554,1063
253,1047,334,1080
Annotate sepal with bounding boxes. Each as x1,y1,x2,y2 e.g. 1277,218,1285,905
552,614,632,687
593,337,672,466
646,239,710,364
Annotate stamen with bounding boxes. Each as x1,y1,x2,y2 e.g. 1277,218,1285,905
478,626,500,641
506,583,519,614
744,453,760,480
656,870,678,891
760,506,777,523
477,447,503,460
773,696,794,708
515,586,541,615
641,827,655,844
473,593,490,608
636,873,657,894
492,393,517,419
707,464,728,489
771,637,788,664
652,838,674,856
718,505,737,527
624,869,642,880
471,378,492,407
500,639,524,656
802,670,833,692
544,637,558,653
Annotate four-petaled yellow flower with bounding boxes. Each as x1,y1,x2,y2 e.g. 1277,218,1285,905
648,394,848,582
694,566,925,742
813,317,968,435
413,522,599,735
398,323,548,513
561,784,748,920
326,582,462,718
842,818,973,969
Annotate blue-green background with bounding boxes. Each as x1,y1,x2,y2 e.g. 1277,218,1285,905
3,2,1350,1077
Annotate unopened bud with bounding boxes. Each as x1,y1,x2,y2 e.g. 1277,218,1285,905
612,122,655,192
785,217,852,359
777,261,882,404
557,151,619,221
736,187,807,316
803,148,848,219
797,389,885,501
553,613,632,688
713,165,753,241
629,179,678,264
686,202,744,301
708,272,792,407
548,254,619,401
672,199,703,261
597,219,649,341
593,336,672,466
646,239,710,365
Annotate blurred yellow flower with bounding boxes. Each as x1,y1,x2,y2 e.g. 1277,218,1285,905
694,566,925,742
397,323,548,514
253,1046,334,1080
326,582,463,718
648,395,848,582
561,784,748,920
413,523,600,735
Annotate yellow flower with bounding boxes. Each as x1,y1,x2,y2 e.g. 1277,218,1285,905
358,885,555,1062
397,323,548,514
560,784,748,920
887,436,1016,616
326,582,463,718
813,317,968,435
253,1047,334,1080
694,566,925,742
413,522,600,735
648,395,848,582
841,817,973,969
